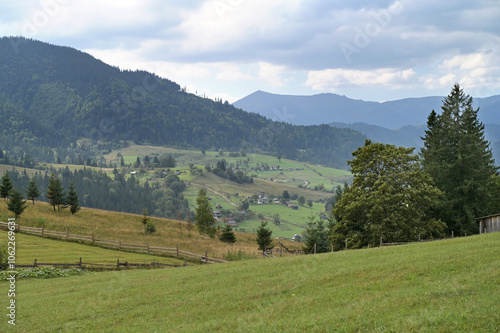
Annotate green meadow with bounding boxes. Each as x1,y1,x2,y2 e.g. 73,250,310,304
1,232,498,332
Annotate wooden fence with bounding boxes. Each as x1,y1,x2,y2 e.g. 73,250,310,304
0,222,228,264
15,257,186,270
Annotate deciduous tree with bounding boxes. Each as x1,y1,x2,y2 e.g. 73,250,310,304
195,188,216,238
332,140,445,250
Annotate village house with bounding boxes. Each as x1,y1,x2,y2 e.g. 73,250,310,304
476,213,500,234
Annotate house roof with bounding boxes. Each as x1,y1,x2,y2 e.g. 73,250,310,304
475,213,500,220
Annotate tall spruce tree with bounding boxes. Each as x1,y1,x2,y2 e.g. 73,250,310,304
421,84,498,235
26,177,41,205
46,173,66,211
7,189,28,222
195,188,216,238
256,221,274,253
0,172,13,200
66,182,80,214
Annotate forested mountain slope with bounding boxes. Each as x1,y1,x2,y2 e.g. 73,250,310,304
0,37,364,168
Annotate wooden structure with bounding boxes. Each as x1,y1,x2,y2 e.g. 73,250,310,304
477,213,500,234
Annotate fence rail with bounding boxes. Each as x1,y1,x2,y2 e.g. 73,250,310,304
14,257,185,270
0,221,229,264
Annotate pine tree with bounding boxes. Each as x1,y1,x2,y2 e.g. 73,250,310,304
66,182,80,214
7,189,28,222
219,225,236,243
0,172,13,200
195,188,216,238
421,84,498,235
26,177,41,205
256,221,274,253
46,173,66,211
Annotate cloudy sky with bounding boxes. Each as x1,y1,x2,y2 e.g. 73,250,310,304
1,0,499,103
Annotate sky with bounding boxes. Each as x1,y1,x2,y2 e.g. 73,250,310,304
1,0,499,103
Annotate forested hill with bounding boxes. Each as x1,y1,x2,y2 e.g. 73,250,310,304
0,37,364,168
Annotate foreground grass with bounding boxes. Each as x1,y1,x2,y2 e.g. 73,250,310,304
1,233,498,332
0,231,187,267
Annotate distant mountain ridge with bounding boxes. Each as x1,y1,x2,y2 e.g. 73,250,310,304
234,90,500,164
234,90,500,129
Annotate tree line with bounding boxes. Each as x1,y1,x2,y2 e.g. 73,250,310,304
1,167,192,220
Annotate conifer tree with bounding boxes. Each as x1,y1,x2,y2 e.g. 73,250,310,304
46,173,66,211
26,177,41,205
67,182,80,214
0,172,13,200
219,224,237,243
256,221,274,253
421,84,498,235
7,189,28,222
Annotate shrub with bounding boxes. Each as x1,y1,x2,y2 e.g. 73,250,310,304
145,221,156,234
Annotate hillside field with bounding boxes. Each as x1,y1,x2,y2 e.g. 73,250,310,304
0,200,302,260
1,232,498,332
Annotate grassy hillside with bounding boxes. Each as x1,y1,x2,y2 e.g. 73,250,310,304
0,230,186,267
1,232,498,332
0,201,302,260
102,143,351,237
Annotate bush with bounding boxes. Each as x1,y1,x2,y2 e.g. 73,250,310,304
145,221,156,234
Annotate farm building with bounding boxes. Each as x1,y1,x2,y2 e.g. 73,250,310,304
476,213,500,234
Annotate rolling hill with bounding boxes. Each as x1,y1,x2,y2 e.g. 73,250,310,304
0,37,365,168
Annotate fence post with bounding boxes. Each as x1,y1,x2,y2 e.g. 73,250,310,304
451,231,454,238
34,259,37,268
418,233,421,241
79,257,82,269
205,250,208,264
184,259,187,267
117,259,120,269
153,258,156,267
313,243,316,254
66,227,69,241
147,242,150,254
92,233,95,246
42,225,44,237
176,246,179,258
345,239,348,250
380,236,383,247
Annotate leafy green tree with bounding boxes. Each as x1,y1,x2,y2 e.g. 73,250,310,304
256,221,274,252
302,216,330,254
240,201,249,212
46,173,66,211
195,188,216,238
297,195,306,205
282,190,290,201
421,84,498,235
219,225,236,243
332,140,446,250
7,188,28,221
0,172,13,200
307,199,313,208
26,177,41,205
272,213,281,225
67,182,80,214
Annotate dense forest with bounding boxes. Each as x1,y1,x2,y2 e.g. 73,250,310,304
0,37,365,169
4,167,191,219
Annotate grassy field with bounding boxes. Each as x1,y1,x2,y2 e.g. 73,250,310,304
1,232,498,332
0,230,187,267
0,201,302,260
